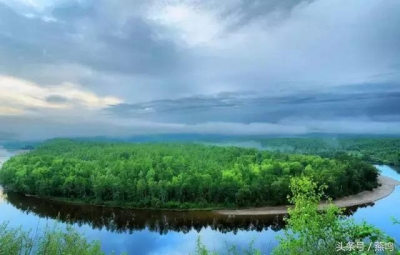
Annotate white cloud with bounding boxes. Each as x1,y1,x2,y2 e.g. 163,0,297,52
148,1,228,47
0,106,24,116
0,75,123,116
23,12,57,22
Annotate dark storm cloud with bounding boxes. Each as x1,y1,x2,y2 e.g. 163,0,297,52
0,4,73,66
0,2,185,86
84,18,182,75
1,0,400,93
220,0,316,29
107,84,400,124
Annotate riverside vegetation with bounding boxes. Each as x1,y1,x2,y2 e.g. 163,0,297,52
0,176,398,255
195,176,400,255
0,223,105,255
0,139,379,209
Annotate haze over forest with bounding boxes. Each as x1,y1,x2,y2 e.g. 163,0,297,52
1,0,400,141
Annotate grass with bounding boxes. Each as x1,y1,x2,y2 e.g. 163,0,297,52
0,222,116,255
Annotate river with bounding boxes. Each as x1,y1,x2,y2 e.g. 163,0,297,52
0,148,399,254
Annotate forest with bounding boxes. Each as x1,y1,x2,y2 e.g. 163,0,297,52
0,139,378,209
3,136,399,165
257,137,400,166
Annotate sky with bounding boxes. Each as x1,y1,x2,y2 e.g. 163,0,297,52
1,0,400,140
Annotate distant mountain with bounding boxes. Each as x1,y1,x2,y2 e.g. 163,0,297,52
299,133,400,138
0,141,40,151
2,133,399,149
72,134,243,143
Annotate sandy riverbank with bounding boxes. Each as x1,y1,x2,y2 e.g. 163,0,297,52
216,175,400,216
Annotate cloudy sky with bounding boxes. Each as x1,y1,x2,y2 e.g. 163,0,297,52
1,0,400,140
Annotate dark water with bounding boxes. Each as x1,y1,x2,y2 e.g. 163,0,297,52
0,165,399,254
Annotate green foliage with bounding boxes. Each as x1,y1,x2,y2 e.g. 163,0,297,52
258,138,400,166
0,139,378,209
0,222,109,255
272,176,399,255
192,237,218,255
191,237,262,255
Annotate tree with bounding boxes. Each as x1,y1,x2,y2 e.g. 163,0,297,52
273,176,399,255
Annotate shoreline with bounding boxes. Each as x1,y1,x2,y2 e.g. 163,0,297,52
14,192,223,212
3,175,399,215
215,175,400,216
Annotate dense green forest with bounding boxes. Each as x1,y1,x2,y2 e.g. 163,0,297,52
257,138,400,166
3,136,399,165
0,139,378,209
